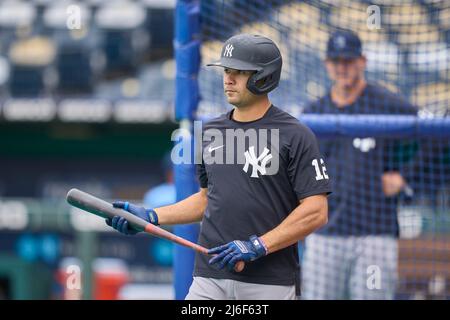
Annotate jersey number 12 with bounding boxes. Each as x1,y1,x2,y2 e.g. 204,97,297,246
312,158,329,180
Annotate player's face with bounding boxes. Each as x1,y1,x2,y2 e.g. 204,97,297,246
223,68,257,107
325,57,366,89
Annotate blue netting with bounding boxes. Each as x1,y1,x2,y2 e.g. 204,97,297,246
198,0,450,300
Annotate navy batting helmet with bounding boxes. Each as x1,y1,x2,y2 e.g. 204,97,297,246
207,34,282,95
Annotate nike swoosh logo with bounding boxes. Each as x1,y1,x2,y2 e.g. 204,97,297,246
208,145,224,153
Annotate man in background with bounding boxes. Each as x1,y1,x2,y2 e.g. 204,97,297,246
302,29,417,300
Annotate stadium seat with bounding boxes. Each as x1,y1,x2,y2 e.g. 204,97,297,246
0,1,37,54
385,4,429,29
289,49,329,102
363,41,402,87
358,28,389,44
56,45,95,94
95,58,174,103
364,41,402,76
0,1,37,28
30,0,58,6
396,25,441,46
329,4,388,43
95,0,148,76
30,0,57,25
275,2,321,31
43,1,96,94
439,5,450,26
141,0,175,59
8,36,56,97
43,1,92,31
329,2,369,30
408,42,449,74
83,0,109,12
138,59,174,101
423,0,449,9
411,82,450,117
287,24,330,55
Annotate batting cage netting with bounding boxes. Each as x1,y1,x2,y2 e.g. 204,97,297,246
194,0,450,299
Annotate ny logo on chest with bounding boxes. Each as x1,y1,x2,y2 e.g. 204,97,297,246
243,146,272,178
203,128,280,178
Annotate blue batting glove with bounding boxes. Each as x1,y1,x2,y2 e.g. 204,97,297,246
105,201,159,235
208,235,268,271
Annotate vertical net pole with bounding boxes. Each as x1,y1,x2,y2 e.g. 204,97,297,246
173,0,201,300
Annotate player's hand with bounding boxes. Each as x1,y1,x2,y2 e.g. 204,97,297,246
208,235,267,271
105,201,159,235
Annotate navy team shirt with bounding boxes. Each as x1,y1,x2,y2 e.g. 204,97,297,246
304,83,417,236
194,105,331,286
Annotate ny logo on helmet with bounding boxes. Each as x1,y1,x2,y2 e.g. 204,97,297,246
243,146,272,178
223,44,234,57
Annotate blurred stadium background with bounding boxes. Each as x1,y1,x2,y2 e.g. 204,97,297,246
0,0,449,300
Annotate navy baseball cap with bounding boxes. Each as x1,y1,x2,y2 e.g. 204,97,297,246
326,30,362,59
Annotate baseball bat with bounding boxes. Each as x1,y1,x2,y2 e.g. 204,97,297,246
66,188,245,272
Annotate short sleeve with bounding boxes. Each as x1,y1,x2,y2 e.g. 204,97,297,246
287,126,332,200
196,161,208,188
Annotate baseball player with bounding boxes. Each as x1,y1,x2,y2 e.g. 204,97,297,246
302,29,417,300
106,34,331,300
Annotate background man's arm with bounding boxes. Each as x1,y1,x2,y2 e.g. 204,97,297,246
382,97,418,197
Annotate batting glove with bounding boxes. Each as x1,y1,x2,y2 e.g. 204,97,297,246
105,201,159,235
208,235,268,271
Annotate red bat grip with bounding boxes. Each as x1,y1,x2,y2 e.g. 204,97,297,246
144,224,245,272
